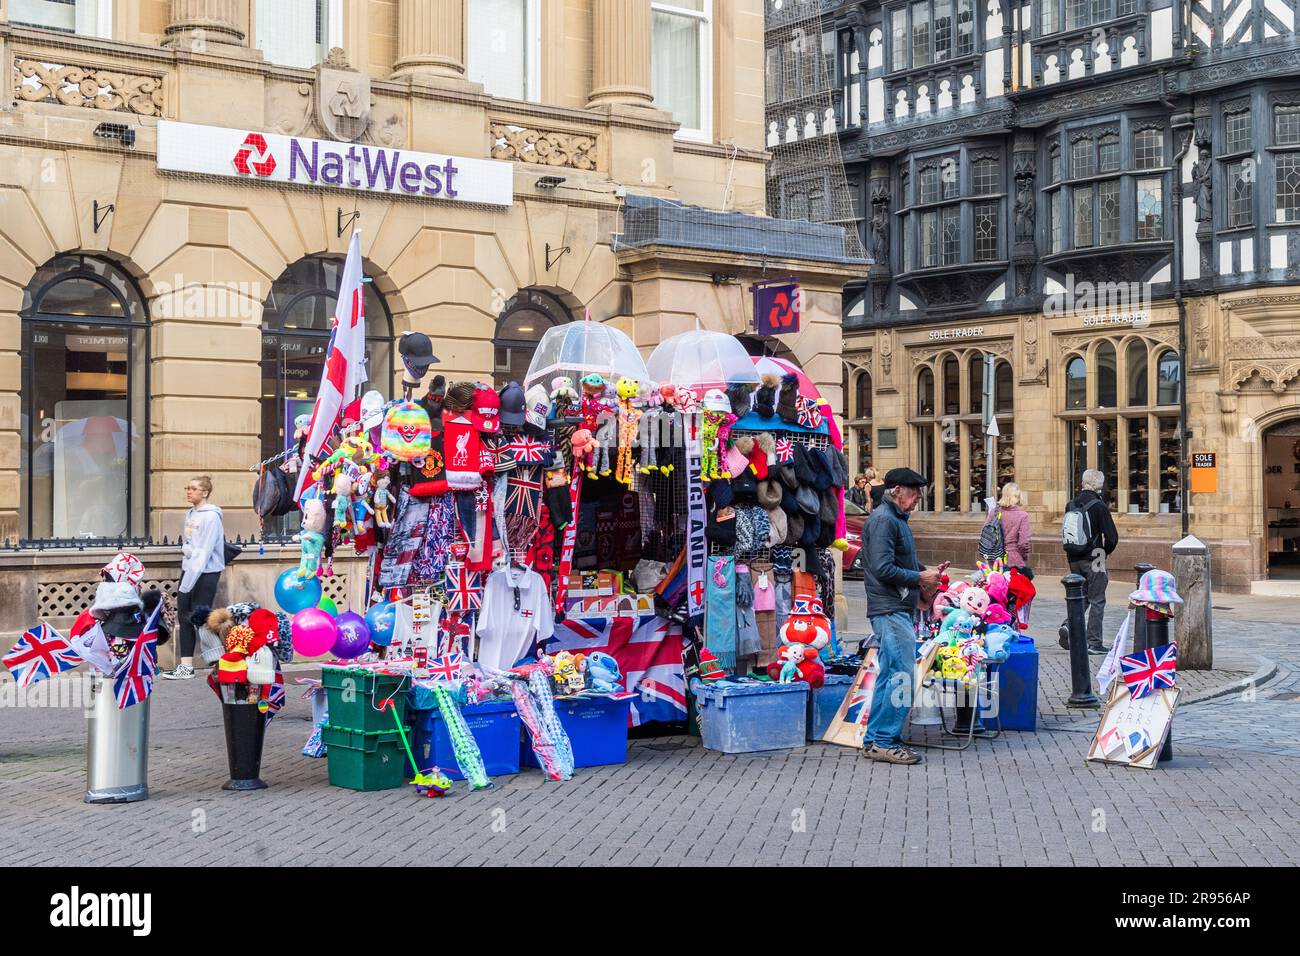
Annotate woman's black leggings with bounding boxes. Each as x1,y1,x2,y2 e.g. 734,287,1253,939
178,571,222,659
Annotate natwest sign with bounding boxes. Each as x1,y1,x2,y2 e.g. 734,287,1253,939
157,121,513,207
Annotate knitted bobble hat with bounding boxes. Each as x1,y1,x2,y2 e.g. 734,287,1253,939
776,373,800,424
727,383,754,419
754,374,779,419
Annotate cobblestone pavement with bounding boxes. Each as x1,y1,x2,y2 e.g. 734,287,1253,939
0,585,1296,866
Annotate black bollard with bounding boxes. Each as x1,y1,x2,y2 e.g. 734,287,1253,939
1146,610,1175,763
1063,574,1100,708
1132,562,1155,652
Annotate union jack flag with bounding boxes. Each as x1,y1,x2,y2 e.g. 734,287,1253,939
427,653,464,682
504,471,542,520
774,438,794,463
841,658,880,734
505,436,549,465
3,623,82,688
444,562,483,613
796,396,823,429
549,614,686,726
113,603,160,709
1120,641,1178,700
264,668,286,719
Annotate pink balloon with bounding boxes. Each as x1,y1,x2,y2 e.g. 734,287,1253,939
292,607,338,658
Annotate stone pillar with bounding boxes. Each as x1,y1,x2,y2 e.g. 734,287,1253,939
164,0,247,47
1173,535,1213,670
587,0,654,109
392,0,466,79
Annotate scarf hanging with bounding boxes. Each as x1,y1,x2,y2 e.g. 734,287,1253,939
685,412,707,623
735,563,761,661
553,469,583,617
705,555,738,673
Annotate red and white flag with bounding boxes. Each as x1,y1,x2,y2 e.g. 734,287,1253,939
294,229,368,502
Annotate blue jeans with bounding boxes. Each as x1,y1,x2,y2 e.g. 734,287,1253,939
865,611,916,748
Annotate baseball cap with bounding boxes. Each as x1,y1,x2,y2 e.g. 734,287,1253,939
469,385,501,434
524,384,551,432
498,382,526,427
399,332,439,376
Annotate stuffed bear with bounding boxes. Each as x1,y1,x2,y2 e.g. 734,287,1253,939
765,597,829,688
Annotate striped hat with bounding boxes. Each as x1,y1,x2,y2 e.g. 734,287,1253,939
1130,569,1183,606
217,652,248,684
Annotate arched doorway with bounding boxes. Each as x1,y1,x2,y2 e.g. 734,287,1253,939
492,288,574,389
1262,418,1300,579
259,257,394,537
19,255,149,542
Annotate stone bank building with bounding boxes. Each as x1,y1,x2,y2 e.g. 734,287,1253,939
769,0,1300,590
0,0,859,642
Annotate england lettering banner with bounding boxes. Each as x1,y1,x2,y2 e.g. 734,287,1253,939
684,412,707,622
157,121,513,207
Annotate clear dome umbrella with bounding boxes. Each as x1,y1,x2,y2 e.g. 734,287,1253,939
523,316,649,387
646,329,761,390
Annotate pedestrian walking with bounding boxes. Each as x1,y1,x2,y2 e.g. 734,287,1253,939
161,476,226,680
861,468,946,765
1059,469,1118,654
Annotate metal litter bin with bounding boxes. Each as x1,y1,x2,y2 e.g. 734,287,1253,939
85,674,150,804
221,701,269,790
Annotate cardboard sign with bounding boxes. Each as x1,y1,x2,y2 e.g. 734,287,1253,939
1087,681,1180,770
1191,452,1217,493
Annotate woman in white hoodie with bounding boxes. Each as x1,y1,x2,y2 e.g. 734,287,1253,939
161,476,225,680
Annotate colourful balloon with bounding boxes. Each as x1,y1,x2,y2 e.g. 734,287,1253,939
332,611,372,659
275,568,322,615
318,596,339,616
291,607,338,657
365,601,397,647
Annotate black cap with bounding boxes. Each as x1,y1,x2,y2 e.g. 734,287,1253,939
498,382,526,426
883,466,929,488
399,331,439,375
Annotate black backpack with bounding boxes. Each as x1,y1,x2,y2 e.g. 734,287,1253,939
978,509,1006,561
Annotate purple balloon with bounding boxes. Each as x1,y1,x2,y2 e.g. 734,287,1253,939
331,610,372,659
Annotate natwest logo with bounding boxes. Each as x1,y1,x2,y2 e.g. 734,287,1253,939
233,133,276,177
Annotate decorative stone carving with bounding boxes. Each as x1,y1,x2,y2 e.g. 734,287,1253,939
490,123,598,171
266,81,313,136
13,57,166,116
1013,154,1036,243
879,328,894,378
1023,314,1040,370
1191,145,1213,223
316,49,370,143
1055,327,1178,357
868,178,891,265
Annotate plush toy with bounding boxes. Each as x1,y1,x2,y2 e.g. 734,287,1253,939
372,475,393,528
937,605,979,647
586,651,622,693
639,384,682,475
775,643,810,684
551,376,579,418
381,401,432,463
700,409,728,482
958,586,990,620
765,597,829,688
551,650,587,696
614,377,642,486
579,374,607,431
591,412,617,478
331,472,354,531
570,428,598,473
294,497,327,579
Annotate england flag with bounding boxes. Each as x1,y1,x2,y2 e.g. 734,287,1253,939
294,229,368,502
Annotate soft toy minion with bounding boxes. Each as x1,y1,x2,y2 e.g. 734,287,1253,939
382,401,432,462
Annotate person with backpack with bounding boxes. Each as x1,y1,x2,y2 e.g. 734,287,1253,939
982,482,1032,575
1059,469,1118,654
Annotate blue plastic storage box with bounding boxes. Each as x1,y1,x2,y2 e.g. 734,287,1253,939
696,680,809,754
521,695,632,769
981,634,1038,731
808,673,854,741
410,699,521,780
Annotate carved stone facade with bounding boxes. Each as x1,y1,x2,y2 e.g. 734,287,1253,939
490,124,599,171
12,56,166,115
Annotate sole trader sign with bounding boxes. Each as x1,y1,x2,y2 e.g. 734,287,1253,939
157,121,514,207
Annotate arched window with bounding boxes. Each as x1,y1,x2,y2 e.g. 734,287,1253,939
1156,350,1181,406
968,353,985,416
259,257,394,467
493,288,573,389
917,367,935,416
995,360,1013,414
942,356,960,415
19,255,148,542
855,370,873,420
1096,341,1117,408
1126,339,1148,406
1065,355,1087,409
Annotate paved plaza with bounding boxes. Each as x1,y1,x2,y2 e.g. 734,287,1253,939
3,581,1298,867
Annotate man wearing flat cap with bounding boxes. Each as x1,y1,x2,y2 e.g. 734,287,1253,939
861,467,947,765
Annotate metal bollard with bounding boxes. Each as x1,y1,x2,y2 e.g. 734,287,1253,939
1063,574,1100,708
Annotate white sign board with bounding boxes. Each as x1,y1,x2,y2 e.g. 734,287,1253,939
157,120,514,207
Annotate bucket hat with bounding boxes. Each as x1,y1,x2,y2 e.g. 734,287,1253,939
1130,569,1183,606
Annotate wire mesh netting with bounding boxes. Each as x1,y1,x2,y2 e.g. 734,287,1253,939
764,0,868,261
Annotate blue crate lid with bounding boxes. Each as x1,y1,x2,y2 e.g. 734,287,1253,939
694,679,811,702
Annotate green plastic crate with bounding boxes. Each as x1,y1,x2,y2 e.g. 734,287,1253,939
321,666,409,734
321,725,407,791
